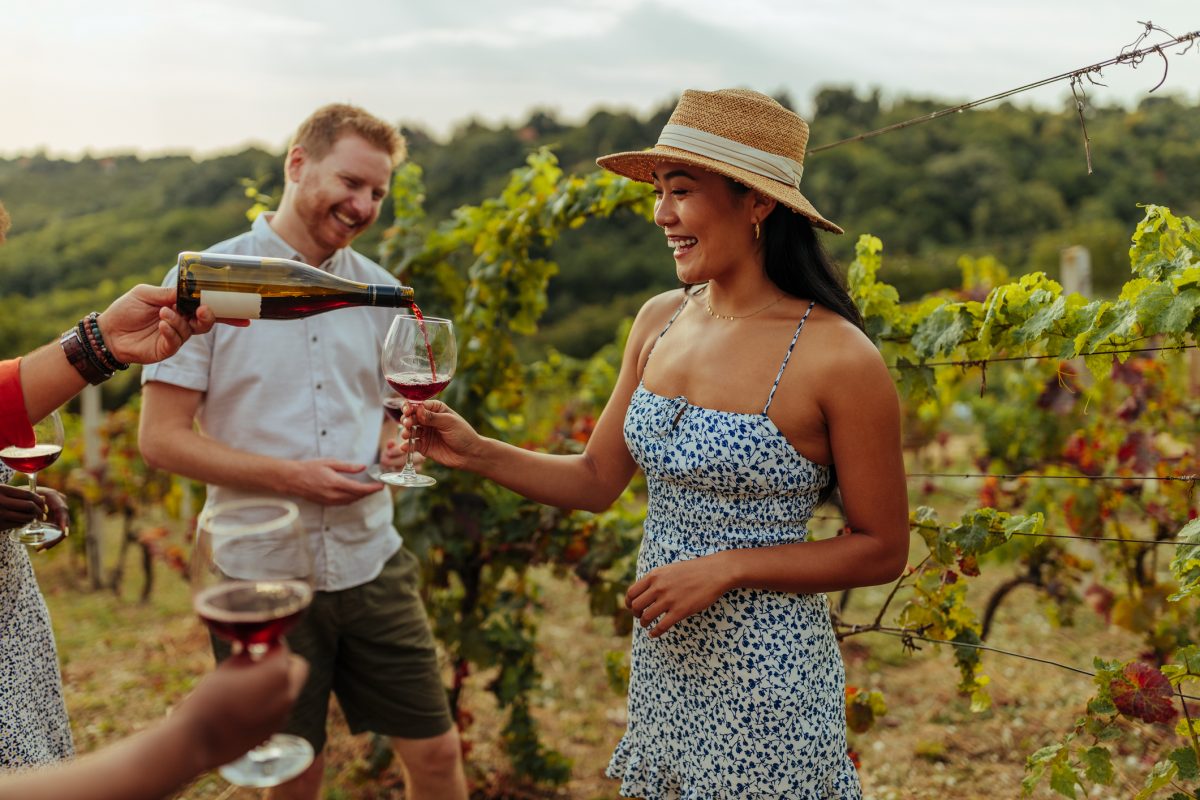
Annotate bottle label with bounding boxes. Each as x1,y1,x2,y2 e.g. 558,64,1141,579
200,290,262,319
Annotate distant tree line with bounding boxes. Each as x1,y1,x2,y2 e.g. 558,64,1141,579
2,87,1196,385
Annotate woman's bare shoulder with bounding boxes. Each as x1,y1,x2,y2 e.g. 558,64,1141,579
630,288,692,334
804,306,893,383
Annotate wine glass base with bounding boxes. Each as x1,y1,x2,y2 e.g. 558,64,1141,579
10,523,62,548
377,470,437,488
218,733,314,788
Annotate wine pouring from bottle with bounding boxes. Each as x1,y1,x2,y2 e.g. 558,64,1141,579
176,251,415,320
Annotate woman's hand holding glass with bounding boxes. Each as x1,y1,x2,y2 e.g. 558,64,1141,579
0,410,65,547
396,398,485,472
190,498,315,788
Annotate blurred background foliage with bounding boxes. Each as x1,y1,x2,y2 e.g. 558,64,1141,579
3,87,1198,390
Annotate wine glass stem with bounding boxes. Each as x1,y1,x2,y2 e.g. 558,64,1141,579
404,402,422,475
26,471,38,500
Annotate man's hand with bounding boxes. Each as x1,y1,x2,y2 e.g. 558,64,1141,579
286,459,385,505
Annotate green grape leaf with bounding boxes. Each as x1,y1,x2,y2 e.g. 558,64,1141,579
1169,747,1200,781
1169,519,1200,602
1049,760,1080,799
1134,759,1179,800
1081,746,1114,785
1161,287,1200,335
1161,645,1200,684
1012,294,1066,344
1175,718,1200,738
912,303,975,358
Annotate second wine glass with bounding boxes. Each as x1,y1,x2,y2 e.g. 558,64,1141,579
191,498,315,788
379,314,457,488
0,409,65,547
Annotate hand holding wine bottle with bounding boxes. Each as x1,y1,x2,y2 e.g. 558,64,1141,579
96,284,245,366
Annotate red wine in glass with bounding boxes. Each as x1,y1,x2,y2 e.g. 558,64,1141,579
194,580,313,655
385,372,452,403
2,410,65,547
0,444,63,474
192,498,315,788
379,314,456,488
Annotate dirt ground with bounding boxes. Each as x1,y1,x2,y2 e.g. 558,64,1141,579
36,540,1166,800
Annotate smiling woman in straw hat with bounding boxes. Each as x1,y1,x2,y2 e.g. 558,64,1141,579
402,88,908,798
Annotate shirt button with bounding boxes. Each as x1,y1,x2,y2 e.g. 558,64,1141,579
311,335,318,342
316,383,322,390
320,430,327,436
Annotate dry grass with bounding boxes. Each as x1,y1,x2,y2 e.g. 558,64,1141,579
33,513,1166,800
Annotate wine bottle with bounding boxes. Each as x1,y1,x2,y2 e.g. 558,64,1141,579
176,252,415,320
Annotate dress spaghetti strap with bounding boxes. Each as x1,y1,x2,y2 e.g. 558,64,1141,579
641,293,690,374
763,301,816,414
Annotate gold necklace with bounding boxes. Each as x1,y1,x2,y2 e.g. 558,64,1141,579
704,290,786,321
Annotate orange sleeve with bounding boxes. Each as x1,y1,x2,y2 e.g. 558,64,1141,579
0,357,35,448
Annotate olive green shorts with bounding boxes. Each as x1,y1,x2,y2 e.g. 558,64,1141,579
212,546,453,752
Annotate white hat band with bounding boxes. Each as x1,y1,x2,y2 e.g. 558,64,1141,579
656,124,804,188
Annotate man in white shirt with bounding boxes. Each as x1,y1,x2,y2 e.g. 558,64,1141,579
139,104,467,800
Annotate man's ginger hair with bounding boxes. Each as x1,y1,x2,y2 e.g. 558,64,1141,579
289,103,406,168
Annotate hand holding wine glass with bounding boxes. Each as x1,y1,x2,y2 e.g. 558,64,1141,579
191,498,315,788
0,409,65,547
396,399,486,472
379,314,456,488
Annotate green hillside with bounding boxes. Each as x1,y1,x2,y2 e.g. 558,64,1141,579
2,89,1197,380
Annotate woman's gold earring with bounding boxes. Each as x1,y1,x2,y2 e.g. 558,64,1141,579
754,222,761,240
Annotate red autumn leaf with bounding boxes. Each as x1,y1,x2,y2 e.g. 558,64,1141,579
1110,661,1177,725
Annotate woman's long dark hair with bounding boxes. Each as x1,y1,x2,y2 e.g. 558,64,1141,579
727,180,863,504
730,179,864,331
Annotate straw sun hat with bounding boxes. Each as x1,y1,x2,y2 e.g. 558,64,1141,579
596,88,842,235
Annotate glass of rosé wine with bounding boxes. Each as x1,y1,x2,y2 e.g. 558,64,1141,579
1,409,65,547
191,498,314,787
379,314,456,488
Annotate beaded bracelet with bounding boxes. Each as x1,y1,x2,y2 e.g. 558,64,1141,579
76,318,113,377
85,312,129,372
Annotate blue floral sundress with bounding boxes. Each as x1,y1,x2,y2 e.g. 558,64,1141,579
606,297,861,799
0,464,74,768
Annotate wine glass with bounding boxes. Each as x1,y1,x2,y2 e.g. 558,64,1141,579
379,314,457,488
367,391,406,482
191,498,315,787
0,410,65,547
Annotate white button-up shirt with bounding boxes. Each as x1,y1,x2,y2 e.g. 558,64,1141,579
142,214,402,590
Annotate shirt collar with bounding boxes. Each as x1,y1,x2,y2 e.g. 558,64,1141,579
250,213,351,274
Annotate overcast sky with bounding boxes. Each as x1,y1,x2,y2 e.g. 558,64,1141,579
4,0,1198,158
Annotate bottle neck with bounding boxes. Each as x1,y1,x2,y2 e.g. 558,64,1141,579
371,284,415,308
